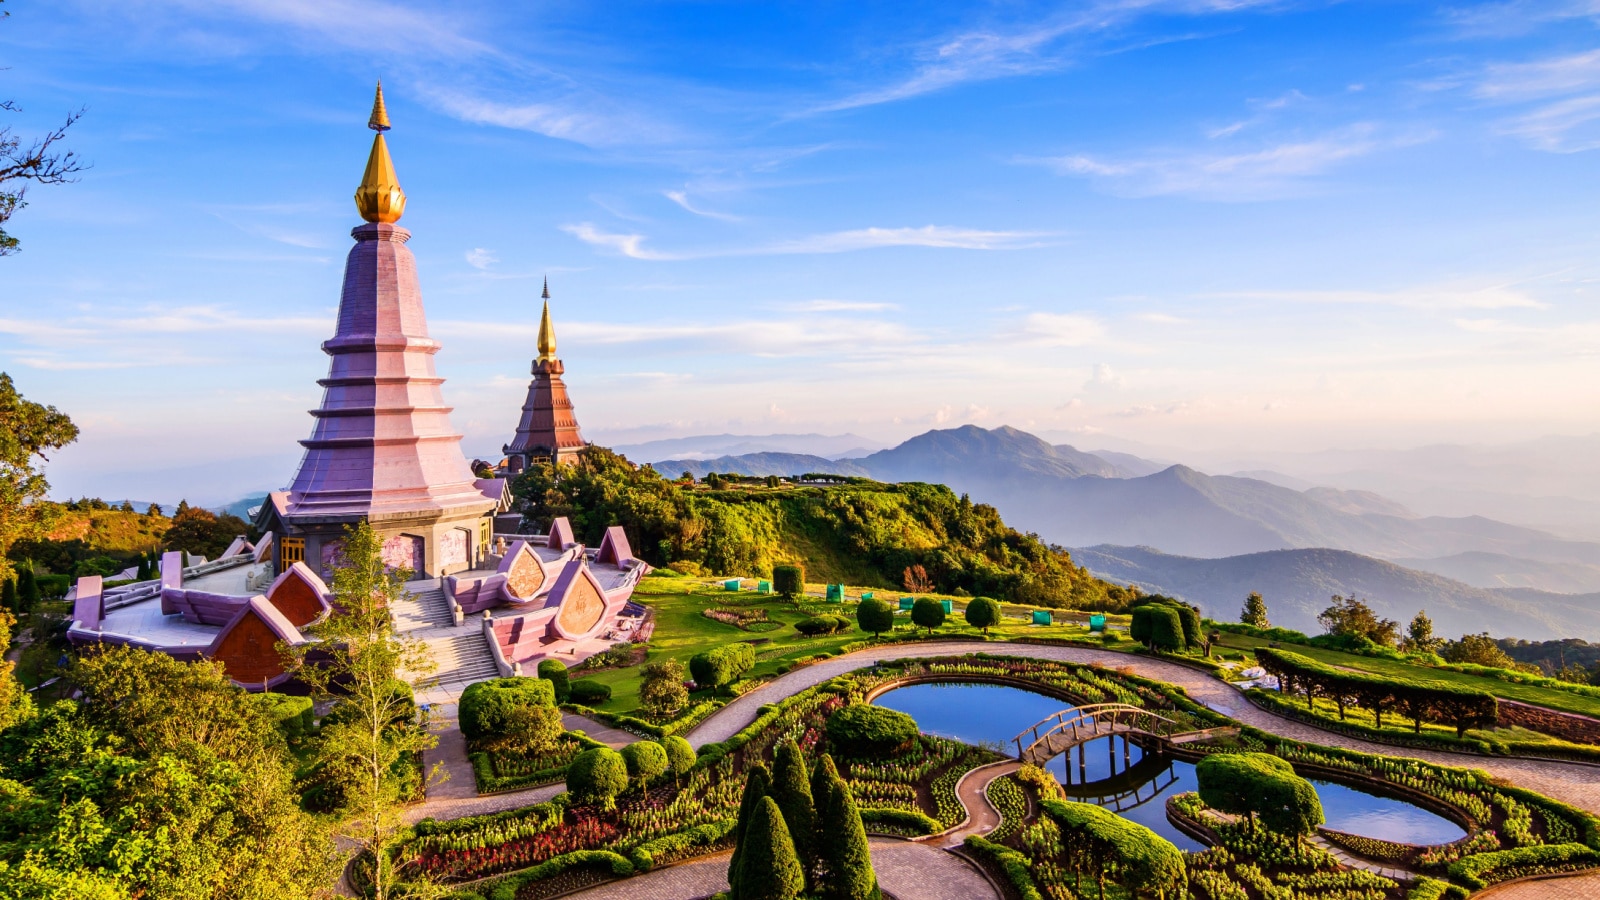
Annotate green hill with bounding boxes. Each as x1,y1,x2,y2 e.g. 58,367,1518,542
512,447,1131,609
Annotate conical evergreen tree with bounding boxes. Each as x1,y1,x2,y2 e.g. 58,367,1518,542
734,796,805,900
820,770,879,900
0,575,15,614
16,566,38,613
771,740,816,883
727,762,771,898
810,752,841,883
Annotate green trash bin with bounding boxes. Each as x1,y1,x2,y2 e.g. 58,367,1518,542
1088,613,1106,632
1032,610,1053,626
826,584,845,602
757,580,772,594
861,592,875,601
940,599,954,614
724,579,741,591
899,597,915,611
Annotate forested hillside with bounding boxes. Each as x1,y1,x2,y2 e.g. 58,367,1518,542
511,447,1131,609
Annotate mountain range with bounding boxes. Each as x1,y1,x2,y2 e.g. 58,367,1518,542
648,424,1600,639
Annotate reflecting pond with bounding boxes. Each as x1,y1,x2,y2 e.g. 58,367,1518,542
873,682,1466,851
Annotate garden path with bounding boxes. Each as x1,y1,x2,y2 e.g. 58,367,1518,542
685,640,1600,895
930,759,1019,849
565,839,999,900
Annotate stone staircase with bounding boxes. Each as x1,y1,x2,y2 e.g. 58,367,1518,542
396,582,500,692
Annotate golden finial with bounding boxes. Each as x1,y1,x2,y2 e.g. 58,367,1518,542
355,82,405,223
541,276,550,300
537,297,557,362
369,80,392,132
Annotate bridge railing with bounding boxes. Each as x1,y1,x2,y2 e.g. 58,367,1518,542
1012,704,1186,761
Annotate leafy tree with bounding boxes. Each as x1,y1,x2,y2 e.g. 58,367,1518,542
502,703,562,754
620,739,668,787
910,597,945,635
663,734,696,784
537,658,571,702
964,596,1002,635
1240,591,1270,628
770,740,816,883
0,647,338,898
0,4,85,256
458,677,557,742
855,597,894,638
772,564,803,598
567,747,629,810
728,762,771,893
816,761,879,900
146,503,162,517
1405,610,1442,654
902,564,932,593
733,797,805,900
826,704,917,758
1442,632,1522,670
1317,595,1399,648
1196,752,1323,838
162,505,249,560
0,573,14,613
15,562,37,612
0,607,29,730
282,520,437,900
0,374,78,585
638,658,688,717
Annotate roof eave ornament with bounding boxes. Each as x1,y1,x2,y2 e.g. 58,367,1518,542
355,81,406,223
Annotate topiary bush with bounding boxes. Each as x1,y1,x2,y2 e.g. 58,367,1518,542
251,692,314,740
1040,799,1184,898
620,739,669,784
569,679,612,705
964,596,1002,635
537,659,571,703
910,597,945,634
458,677,557,743
826,704,918,758
772,564,804,598
795,614,850,636
663,734,696,777
567,747,629,809
689,642,756,688
1196,752,1324,836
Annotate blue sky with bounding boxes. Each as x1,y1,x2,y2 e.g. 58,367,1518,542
1,0,1597,503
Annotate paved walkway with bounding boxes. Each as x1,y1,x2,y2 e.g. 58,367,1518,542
932,760,1019,849
567,839,998,900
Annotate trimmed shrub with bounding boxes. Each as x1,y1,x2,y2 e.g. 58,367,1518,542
770,740,816,879
1196,752,1324,836
860,807,940,835
620,740,669,784
826,704,918,758
1040,799,1184,898
1148,606,1186,652
458,677,556,742
856,598,894,637
728,762,771,891
795,614,850,636
537,659,571,703
569,679,612,705
964,835,1042,900
566,747,629,809
1129,604,1157,645
734,797,805,900
772,564,804,598
964,596,1002,634
1175,605,1203,648
663,734,696,777
1256,646,1498,736
818,767,879,900
251,692,314,740
690,642,756,688
910,597,945,634
1448,843,1600,889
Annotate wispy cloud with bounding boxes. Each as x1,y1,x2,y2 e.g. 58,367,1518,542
1439,0,1600,38
781,300,899,312
418,87,669,148
561,223,1050,260
1017,312,1107,347
1477,49,1600,151
665,190,741,222
1030,124,1432,200
1214,280,1550,311
465,248,498,270
135,0,493,59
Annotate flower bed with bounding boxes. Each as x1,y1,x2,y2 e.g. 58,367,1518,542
469,732,607,793
986,774,1027,843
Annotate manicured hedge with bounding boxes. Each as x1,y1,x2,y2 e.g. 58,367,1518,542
1406,877,1468,900
252,692,314,740
689,641,756,688
826,704,918,758
459,677,557,742
448,849,635,900
1196,752,1323,836
1130,603,1187,652
772,564,803,598
1447,842,1600,889
570,679,612,705
1257,647,1498,736
964,835,1043,900
795,614,851,635
858,806,941,835
469,731,608,793
537,659,571,702
1040,798,1185,897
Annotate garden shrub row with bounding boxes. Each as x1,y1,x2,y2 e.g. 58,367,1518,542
442,849,635,900
1405,876,1468,900
626,821,733,871
1447,842,1600,889
858,806,940,835
689,641,755,688
963,834,1043,900
459,677,557,742
1039,798,1186,897
468,731,608,794
563,697,726,739
1257,647,1498,736
795,614,851,635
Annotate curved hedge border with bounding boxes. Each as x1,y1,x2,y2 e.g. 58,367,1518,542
626,821,733,872
440,849,634,900
859,806,940,835
468,731,609,794
963,834,1043,900
1448,843,1600,890
1257,647,1498,737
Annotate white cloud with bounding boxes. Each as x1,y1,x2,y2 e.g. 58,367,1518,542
419,88,662,148
1217,281,1549,311
465,248,498,270
1019,313,1106,347
1479,49,1600,100
1032,125,1432,199
561,223,1048,259
1087,362,1126,388
782,300,900,312
1137,312,1188,325
1498,95,1600,151
1476,49,1600,151
665,190,741,222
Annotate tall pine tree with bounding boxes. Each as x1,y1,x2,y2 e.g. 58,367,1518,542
1241,591,1269,628
819,768,879,900
734,796,804,900
770,740,816,884
728,762,771,897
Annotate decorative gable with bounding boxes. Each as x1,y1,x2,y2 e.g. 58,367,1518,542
497,540,547,601
546,516,576,550
207,597,305,689
548,560,610,641
264,562,332,628
595,526,634,566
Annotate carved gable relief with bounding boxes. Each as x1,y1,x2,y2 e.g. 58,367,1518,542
212,610,287,685
504,544,546,601
554,572,605,638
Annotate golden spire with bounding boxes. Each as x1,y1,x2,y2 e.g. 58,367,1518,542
355,82,406,223
537,294,557,362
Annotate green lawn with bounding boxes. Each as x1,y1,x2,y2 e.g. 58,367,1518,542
1213,631,1600,719
567,576,1121,714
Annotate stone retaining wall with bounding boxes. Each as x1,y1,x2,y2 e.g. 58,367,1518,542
1500,700,1600,746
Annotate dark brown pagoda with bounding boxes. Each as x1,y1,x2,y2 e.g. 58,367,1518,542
503,280,586,472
